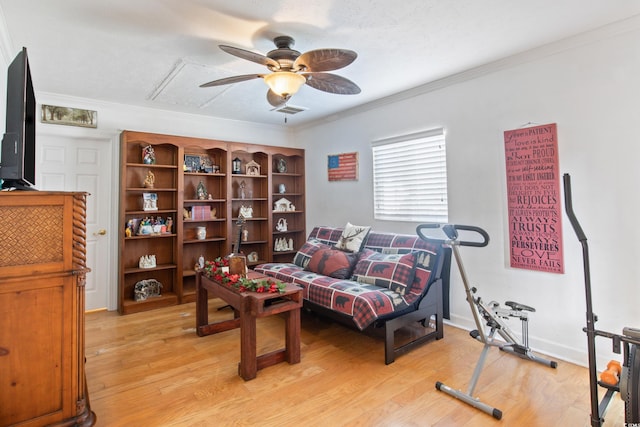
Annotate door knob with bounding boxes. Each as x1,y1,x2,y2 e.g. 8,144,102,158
94,229,107,236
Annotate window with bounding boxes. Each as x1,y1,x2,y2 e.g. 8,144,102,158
372,128,448,222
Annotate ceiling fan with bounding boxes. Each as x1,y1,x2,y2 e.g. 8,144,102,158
200,35,361,107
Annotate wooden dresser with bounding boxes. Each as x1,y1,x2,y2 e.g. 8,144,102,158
0,192,96,426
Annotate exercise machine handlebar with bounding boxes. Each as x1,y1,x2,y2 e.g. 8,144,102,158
416,223,490,248
563,173,587,243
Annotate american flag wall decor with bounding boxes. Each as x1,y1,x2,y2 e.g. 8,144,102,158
328,152,358,181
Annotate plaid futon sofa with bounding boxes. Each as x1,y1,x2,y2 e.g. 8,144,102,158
255,226,450,364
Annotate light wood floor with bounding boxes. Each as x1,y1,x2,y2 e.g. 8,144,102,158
85,301,624,426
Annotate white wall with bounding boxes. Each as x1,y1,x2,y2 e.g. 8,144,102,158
297,23,640,367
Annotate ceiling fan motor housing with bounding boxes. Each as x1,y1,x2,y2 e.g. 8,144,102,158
267,36,300,71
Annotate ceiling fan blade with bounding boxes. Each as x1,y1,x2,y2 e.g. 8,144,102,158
220,45,280,69
303,73,361,95
267,90,289,107
200,74,262,88
294,49,357,72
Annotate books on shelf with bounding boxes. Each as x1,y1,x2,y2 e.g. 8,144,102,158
191,205,211,220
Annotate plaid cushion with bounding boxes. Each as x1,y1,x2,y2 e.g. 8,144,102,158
352,250,417,296
410,251,437,295
308,226,344,245
305,247,358,280
362,231,440,297
292,239,330,268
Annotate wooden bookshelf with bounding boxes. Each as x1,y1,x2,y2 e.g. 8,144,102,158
118,131,305,314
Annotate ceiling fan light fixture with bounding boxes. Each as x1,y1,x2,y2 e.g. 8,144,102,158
263,72,306,97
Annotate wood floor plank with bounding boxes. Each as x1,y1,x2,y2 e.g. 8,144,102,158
85,301,624,426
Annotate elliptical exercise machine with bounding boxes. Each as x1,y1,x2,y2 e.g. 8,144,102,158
563,173,640,426
417,223,557,420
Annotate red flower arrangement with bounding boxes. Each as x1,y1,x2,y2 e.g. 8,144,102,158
203,257,286,294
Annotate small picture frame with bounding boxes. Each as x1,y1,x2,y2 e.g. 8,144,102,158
143,193,158,211
184,154,217,173
184,154,201,172
247,251,259,263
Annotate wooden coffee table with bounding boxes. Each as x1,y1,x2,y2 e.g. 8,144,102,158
195,270,302,380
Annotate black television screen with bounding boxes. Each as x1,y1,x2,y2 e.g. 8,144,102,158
0,47,36,190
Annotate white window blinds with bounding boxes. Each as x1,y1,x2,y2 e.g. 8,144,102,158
372,128,448,222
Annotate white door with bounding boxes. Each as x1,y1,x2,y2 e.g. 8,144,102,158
36,133,113,311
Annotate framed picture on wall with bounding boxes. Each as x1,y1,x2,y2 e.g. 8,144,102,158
328,152,358,181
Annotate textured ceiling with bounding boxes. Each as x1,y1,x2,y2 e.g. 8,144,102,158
2,0,640,127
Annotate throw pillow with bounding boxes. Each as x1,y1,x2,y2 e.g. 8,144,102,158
334,222,371,252
352,251,417,295
305,247,359,280
293,239,330,268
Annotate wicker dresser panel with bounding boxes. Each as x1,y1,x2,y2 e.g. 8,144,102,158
0,205,64,267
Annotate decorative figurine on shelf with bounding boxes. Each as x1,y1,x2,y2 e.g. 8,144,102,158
276,218,288,232
232,157,242,174
152,219,163,234
277,157,287,173
239,180,246,199
196,226,207,240
210,208,217,219
197,255,205,270
138,217,153,235
242,229,249,242
125,219,134,237
165,217,173,234
134,279,163,301
274,238,294,252
143,170,155,188
239,205,253,218
274,197,294,212
245,160,261,176
142,145,156,164
278,183,286,194
139,254,157,269
196,180,207,200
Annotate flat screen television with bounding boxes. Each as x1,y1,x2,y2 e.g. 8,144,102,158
0,47,36,190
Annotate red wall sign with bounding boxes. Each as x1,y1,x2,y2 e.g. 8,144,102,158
504,123,563,274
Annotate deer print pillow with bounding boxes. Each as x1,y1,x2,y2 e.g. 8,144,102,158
335,222,371,252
